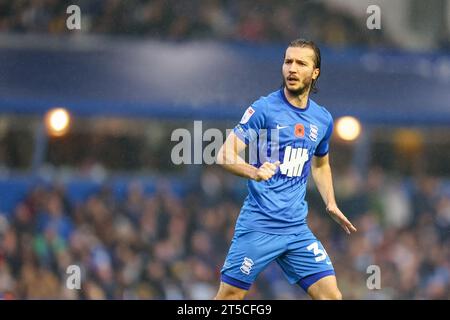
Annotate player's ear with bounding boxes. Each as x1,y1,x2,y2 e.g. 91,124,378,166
312,68,320,80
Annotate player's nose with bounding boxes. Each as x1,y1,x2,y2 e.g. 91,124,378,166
288,66,297,75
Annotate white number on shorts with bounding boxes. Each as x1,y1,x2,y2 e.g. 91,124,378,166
307,242,327,262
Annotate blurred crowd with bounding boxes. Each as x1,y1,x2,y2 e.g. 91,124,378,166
0,0,389,47
0,165,449,299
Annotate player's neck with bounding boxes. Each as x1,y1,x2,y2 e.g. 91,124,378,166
283,87,309,109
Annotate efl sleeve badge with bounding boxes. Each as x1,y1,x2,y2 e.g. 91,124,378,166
239,106,255,124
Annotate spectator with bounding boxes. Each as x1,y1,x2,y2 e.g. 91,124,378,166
0,165,448,299
0,0,391,48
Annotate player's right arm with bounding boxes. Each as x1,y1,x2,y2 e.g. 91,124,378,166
217,132,279,181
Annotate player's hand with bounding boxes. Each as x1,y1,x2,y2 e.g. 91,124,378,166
254,161,280,182
326,204,357,235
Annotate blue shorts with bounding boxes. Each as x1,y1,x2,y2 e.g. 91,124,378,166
220,226,335,292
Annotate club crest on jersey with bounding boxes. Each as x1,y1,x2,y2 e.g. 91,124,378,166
239,106,255,124
309,124,319,142
294,123,305,138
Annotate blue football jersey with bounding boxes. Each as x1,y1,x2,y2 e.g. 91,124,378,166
233,89,333,234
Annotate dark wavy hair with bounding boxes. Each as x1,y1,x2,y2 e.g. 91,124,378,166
286,39,321,94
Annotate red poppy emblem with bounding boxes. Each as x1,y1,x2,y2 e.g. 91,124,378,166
295,123,305,137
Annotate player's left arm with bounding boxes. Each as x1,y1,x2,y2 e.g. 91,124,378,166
311,154,357,234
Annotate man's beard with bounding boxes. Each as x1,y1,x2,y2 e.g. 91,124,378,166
282,77,312,96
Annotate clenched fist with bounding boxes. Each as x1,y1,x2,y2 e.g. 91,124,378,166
254,161,280,181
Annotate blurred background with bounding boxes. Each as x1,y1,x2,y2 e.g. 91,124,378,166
0,0,449,299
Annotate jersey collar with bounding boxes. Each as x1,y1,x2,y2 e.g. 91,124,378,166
280,88,310,112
